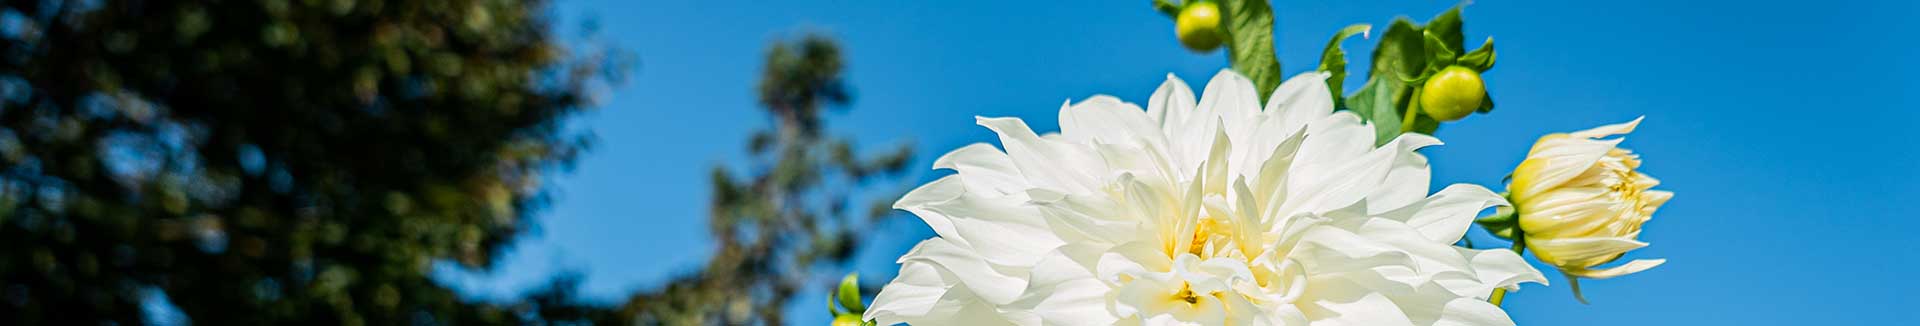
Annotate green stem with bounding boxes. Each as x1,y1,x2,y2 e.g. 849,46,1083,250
1487,231,1526,306
1400,87,1423,133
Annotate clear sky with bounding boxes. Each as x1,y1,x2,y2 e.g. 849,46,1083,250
435,0,1920,324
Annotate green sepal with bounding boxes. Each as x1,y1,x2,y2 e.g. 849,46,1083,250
837,272,866,313
1475,206,1518,240
827,293,843,315
1422,31,1458,73
1458,37,1496,71
1153,0,1182,17
1477,89,1496,113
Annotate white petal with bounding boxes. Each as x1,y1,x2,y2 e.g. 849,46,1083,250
1367,134,1441,214
1514,137,1621,197
895,176,1062,267
1567,116,1644,139
898,238,1031,304
1445,247,1549,297
1264,71,1336,135
868,260,954,323
1027,188,1144,247
1011,244,1118,326
1059,95,1167,151
933,143,1029,197
978,116,1105,193
1527,236,1648,267
1299,286,1415,326
1280,120,1398,216
1564,258,1665,279
1196,69,1262,142
1146,73,1196,130
1379,184,1509,244
869,259,1020,326
1427,298,1518,326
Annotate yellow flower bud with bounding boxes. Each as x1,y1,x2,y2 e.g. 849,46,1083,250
1419,66,1485,122
1509,118,1670,286
1175,1,1223,52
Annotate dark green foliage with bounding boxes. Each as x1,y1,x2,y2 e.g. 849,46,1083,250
0,0,627,324
608,34,912,326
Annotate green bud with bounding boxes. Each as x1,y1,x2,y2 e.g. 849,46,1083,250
836,273,866,313
1419,66,1485,122
1175,1,1223,52
832,314,866,326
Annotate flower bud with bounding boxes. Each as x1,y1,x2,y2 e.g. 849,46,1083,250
1509,117,1670,299
1418,66,1485,121
833,314,867,326
1175,1,1223,52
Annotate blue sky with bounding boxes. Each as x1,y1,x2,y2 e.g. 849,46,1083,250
436,0,1920,324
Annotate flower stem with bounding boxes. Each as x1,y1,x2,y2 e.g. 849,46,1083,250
1401,87,1423,133
1488,232,1526,306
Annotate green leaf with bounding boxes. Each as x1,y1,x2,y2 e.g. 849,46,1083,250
1220,0,1281,102
1368,19,1425,82
1348,8,1473,145
1458,37,1496,71
1425,6,1465,54
1345,78,1404,146
1317,24,1371,103
1422,31,1458,72
1351,20,1423,145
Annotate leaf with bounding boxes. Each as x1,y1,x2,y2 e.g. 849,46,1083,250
1421,31,1458,72
1345,78,1404,146
1317,24,1372,102
1349,19,1423,145
1368,19,1425,82
1348,8,1470,145
1220,0,1281,102
1458,37,1496,71
1425,6,1465,54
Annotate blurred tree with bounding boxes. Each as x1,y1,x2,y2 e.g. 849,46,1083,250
0,0,629,324
609,34,913,325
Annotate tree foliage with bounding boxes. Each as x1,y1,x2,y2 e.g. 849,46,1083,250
609,34,913,326
0,0,626,324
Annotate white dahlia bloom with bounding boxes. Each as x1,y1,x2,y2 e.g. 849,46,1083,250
867,70,1546,326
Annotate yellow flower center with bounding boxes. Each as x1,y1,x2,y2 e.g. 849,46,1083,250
1173,281,1201,305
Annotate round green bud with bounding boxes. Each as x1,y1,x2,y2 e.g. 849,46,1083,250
1419,66,1486,122
1175,1,1223,52
832,314,866,326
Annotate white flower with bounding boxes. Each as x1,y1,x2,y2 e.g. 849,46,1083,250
1509,118,1671,298
867,70,1545,326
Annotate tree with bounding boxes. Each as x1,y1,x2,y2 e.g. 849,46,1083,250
610,34,912,325
0,0,626,324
